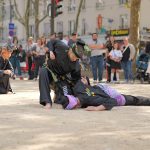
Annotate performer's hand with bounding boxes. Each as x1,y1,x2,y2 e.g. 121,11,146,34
81,77,88,85
50,51,55,60
4,70,12,75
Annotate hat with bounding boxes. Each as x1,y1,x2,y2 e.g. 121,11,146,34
65,95,78,110
71,39,86,58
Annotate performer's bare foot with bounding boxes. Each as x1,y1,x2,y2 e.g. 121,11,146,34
44,103,52,109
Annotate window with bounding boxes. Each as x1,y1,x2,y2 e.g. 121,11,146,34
43,0,48,15
57,21,63,33
82,0,86,10
82,19,86,35
44,23,50,37
119,0,128,5
29,1,35,16
96,0,105,10
68,20,75,35
120,14,128,29
68,0,76,12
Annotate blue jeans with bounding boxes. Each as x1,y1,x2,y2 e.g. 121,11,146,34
10,56,22,76
128,60,133,80
90,55,104,81
121,60,132,81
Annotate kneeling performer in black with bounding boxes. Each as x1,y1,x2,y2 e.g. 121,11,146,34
39,39,86,109
0,45,15,94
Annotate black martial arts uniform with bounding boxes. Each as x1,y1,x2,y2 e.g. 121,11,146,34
39,39,81,106
0,57,14,94
72,80,150,110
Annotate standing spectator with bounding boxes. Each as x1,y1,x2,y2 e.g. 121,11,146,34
41,36,47,47
145,41,150,54
105,35,115,82
57,32,69,46
18,45,26,74
25,37,36,80
89,33,104,83
129,42,136,81
50,33,56,40
109,42,122,83
33,38,46,80
57,32,63,40
9,36,22,79
68,32,78,47
121,37,135,83
62,35,69,45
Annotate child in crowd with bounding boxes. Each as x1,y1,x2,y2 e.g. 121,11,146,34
109,42,122,83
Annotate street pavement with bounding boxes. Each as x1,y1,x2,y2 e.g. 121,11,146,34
0,79,150,150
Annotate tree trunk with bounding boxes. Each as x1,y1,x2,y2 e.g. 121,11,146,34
25,23,29,39
129,0,141,50
13,0,30,40
75,0,84,33
31,0,48,40
129,0,141,72
34,0,40,40
25,0,30,40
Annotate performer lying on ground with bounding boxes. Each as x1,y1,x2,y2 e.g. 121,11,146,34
60,77,150,111
0,45,15,94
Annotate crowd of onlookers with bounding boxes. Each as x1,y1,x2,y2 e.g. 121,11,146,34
0,32,150,83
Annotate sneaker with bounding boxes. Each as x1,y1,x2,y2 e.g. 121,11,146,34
115,81,120,84
33,78,37,81
93,80,97,84
122,80,129,84
110,81,115,84
129,80,134,84
98,80,103,83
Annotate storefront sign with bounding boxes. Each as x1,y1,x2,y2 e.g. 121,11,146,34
110,29,129,36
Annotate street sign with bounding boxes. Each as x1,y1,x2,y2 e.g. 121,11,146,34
9,23,15,30
9,30,14,36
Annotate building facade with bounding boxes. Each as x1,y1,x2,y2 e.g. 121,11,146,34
0,0,150,42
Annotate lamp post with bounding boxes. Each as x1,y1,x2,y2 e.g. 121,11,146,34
1,1,5,41
47,0,55,34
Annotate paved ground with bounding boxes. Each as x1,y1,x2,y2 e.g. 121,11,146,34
0,80,150,150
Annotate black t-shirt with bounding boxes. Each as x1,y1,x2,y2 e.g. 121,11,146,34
105,41,113,52
122,46,130,62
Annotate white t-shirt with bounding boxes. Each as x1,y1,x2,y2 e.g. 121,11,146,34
61,39,68,45
109,49,122,59
35,44,45,55
89,39,103,57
